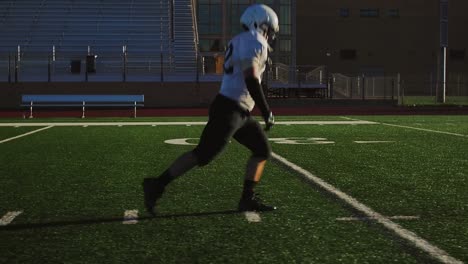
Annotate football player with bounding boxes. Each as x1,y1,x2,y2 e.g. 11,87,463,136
143,4,279,215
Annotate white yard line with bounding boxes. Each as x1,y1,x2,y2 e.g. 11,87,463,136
341,117,467,138
337,215,419,221
0,126,53,144
0,122,208,127
271,152,462,264
354,141,395,144
0,211,23,226
274,120,377,125
123,210,139,225
0,120,377,127
380,123,467,138
244,211,262,223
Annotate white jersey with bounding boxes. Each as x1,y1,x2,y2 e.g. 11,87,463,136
219,30,269,112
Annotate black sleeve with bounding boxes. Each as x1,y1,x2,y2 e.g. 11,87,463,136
245,76,270,119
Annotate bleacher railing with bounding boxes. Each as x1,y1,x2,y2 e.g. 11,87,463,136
2,48,466,105
331,73,397,100
267,63,327,86
0,46,221,82
331,72,468,105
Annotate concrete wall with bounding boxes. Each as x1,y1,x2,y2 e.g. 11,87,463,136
0,82,220,109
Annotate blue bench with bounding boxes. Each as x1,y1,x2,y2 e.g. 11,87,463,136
21,94,144,118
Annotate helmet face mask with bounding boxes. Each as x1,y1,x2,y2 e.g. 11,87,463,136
265,25,277,49
240,4,279,50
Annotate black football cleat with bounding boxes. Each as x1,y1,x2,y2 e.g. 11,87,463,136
238,193,277,212
142,178,165,216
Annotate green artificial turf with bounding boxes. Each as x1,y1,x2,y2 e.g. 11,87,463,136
1,116,467,263
401,96,468,106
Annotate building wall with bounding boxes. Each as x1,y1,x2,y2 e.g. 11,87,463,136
448,0,468,74
296,0,467,78
197,0,467,81
297,0,436,75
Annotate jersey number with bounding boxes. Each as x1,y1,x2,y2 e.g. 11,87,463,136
223,43,234,74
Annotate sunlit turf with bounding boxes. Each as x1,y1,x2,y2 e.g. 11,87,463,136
402,96,468,106
0,115,467,263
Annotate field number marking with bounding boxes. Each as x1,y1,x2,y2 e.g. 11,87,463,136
165,138,396,146
270,137,335,145
165,137,337,146
0,211,23,226
271,152,462,264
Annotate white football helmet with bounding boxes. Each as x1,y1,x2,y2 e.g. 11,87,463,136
240,4,279,48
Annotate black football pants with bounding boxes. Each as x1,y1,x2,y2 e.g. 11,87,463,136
193,94,271,166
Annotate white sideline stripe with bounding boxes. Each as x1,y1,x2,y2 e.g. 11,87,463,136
354,141,395,144
271,152,462,264
123,210,139,225
244,211,262,223
381,123,467,138
0,126,53,144
341,117,467,138
337,215,419,221
274,120,377,125
0,120,377,127
0,211,23,226
0,122,208,127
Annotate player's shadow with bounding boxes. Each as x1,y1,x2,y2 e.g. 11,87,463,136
0,209,240,231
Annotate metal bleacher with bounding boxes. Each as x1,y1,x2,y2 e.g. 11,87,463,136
0,0,200,82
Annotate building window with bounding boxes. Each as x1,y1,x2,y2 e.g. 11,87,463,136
387,8,400,18
450,49,466,60
279,39,291,52
199,39,222,52
339,8,349,17
360,8,379,18
199,39,211,52
229,0,250,35
279,4,291,35
256,0,275,5
340,49,357,60
198,0,222,34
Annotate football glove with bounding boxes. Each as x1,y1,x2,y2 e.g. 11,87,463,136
264,111,275,131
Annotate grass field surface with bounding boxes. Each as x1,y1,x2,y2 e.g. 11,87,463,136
1,115,467,263
402,96,468,106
